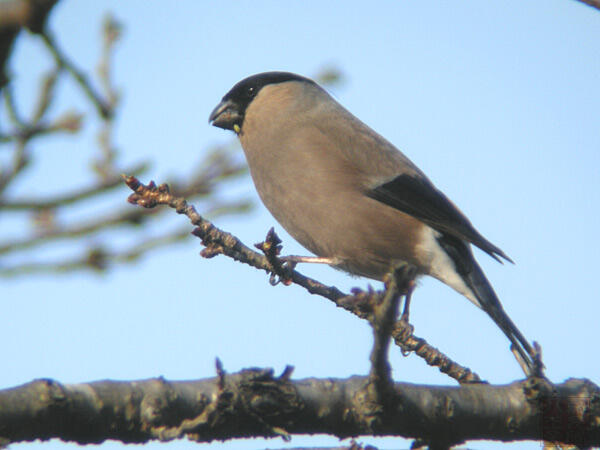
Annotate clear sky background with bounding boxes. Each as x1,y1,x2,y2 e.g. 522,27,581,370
2,1,599,449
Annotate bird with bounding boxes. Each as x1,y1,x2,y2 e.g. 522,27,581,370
209,71,537,375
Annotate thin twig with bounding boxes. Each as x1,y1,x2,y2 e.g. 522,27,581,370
0,227,192,277
40,29,112,119
0,162,149,210
0,140,28,193
93,14,122,178
124,175,483,384
0,111,82,143
31,67,60,124
2,81,25,127
0,197,251,256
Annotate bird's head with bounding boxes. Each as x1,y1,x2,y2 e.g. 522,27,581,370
209,72,316,134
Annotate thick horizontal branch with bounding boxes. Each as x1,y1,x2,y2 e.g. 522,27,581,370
1,371,598,447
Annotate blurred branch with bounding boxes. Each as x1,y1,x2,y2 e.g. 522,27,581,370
0,110,83,144
0,13,253,277
0,145,250,274
93,14,122,177
0,203,241,277
0,162,149,210
125,176,482,385
40,29,112,120
2,79,25,126
0,140,28,193
0,230,192,276
0,164,250,254
0,371,597,447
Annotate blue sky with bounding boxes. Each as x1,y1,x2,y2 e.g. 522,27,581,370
2,1,599,449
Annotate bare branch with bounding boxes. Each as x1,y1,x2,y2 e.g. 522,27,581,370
2,80,25,127
0,198,251,278
40,29,112,120
0,193,251,255
0,372,597,447
124,176,483,385
31,67,60,123
0,140,28,193
0,162,149,210
0,227,188,276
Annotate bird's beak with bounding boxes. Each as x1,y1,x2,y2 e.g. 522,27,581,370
209,99,242,132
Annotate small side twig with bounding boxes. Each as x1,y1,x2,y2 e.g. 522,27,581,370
368,264,416,397
353,265,418,433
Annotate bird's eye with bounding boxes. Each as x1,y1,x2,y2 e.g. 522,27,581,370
247,87,255,96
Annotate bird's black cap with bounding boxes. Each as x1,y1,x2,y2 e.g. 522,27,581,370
209,72,315,131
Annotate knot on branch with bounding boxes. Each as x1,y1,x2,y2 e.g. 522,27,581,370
193,366,300,442
141,377,194,428
235,367,300,440
147,365,301,443
337,286,379,319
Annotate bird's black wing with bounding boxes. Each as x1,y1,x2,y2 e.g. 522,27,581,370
366,174,512,263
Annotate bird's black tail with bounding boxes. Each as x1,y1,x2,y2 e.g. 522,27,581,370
464,260,536,375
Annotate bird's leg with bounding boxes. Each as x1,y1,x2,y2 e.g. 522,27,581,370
400,279,416,323
278,256,339,279
280,255,340,265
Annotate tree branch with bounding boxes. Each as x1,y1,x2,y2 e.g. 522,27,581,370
124,176,482,385
367,265,416,398
0,162,149,210
40,29,112,120
0,371,598,447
